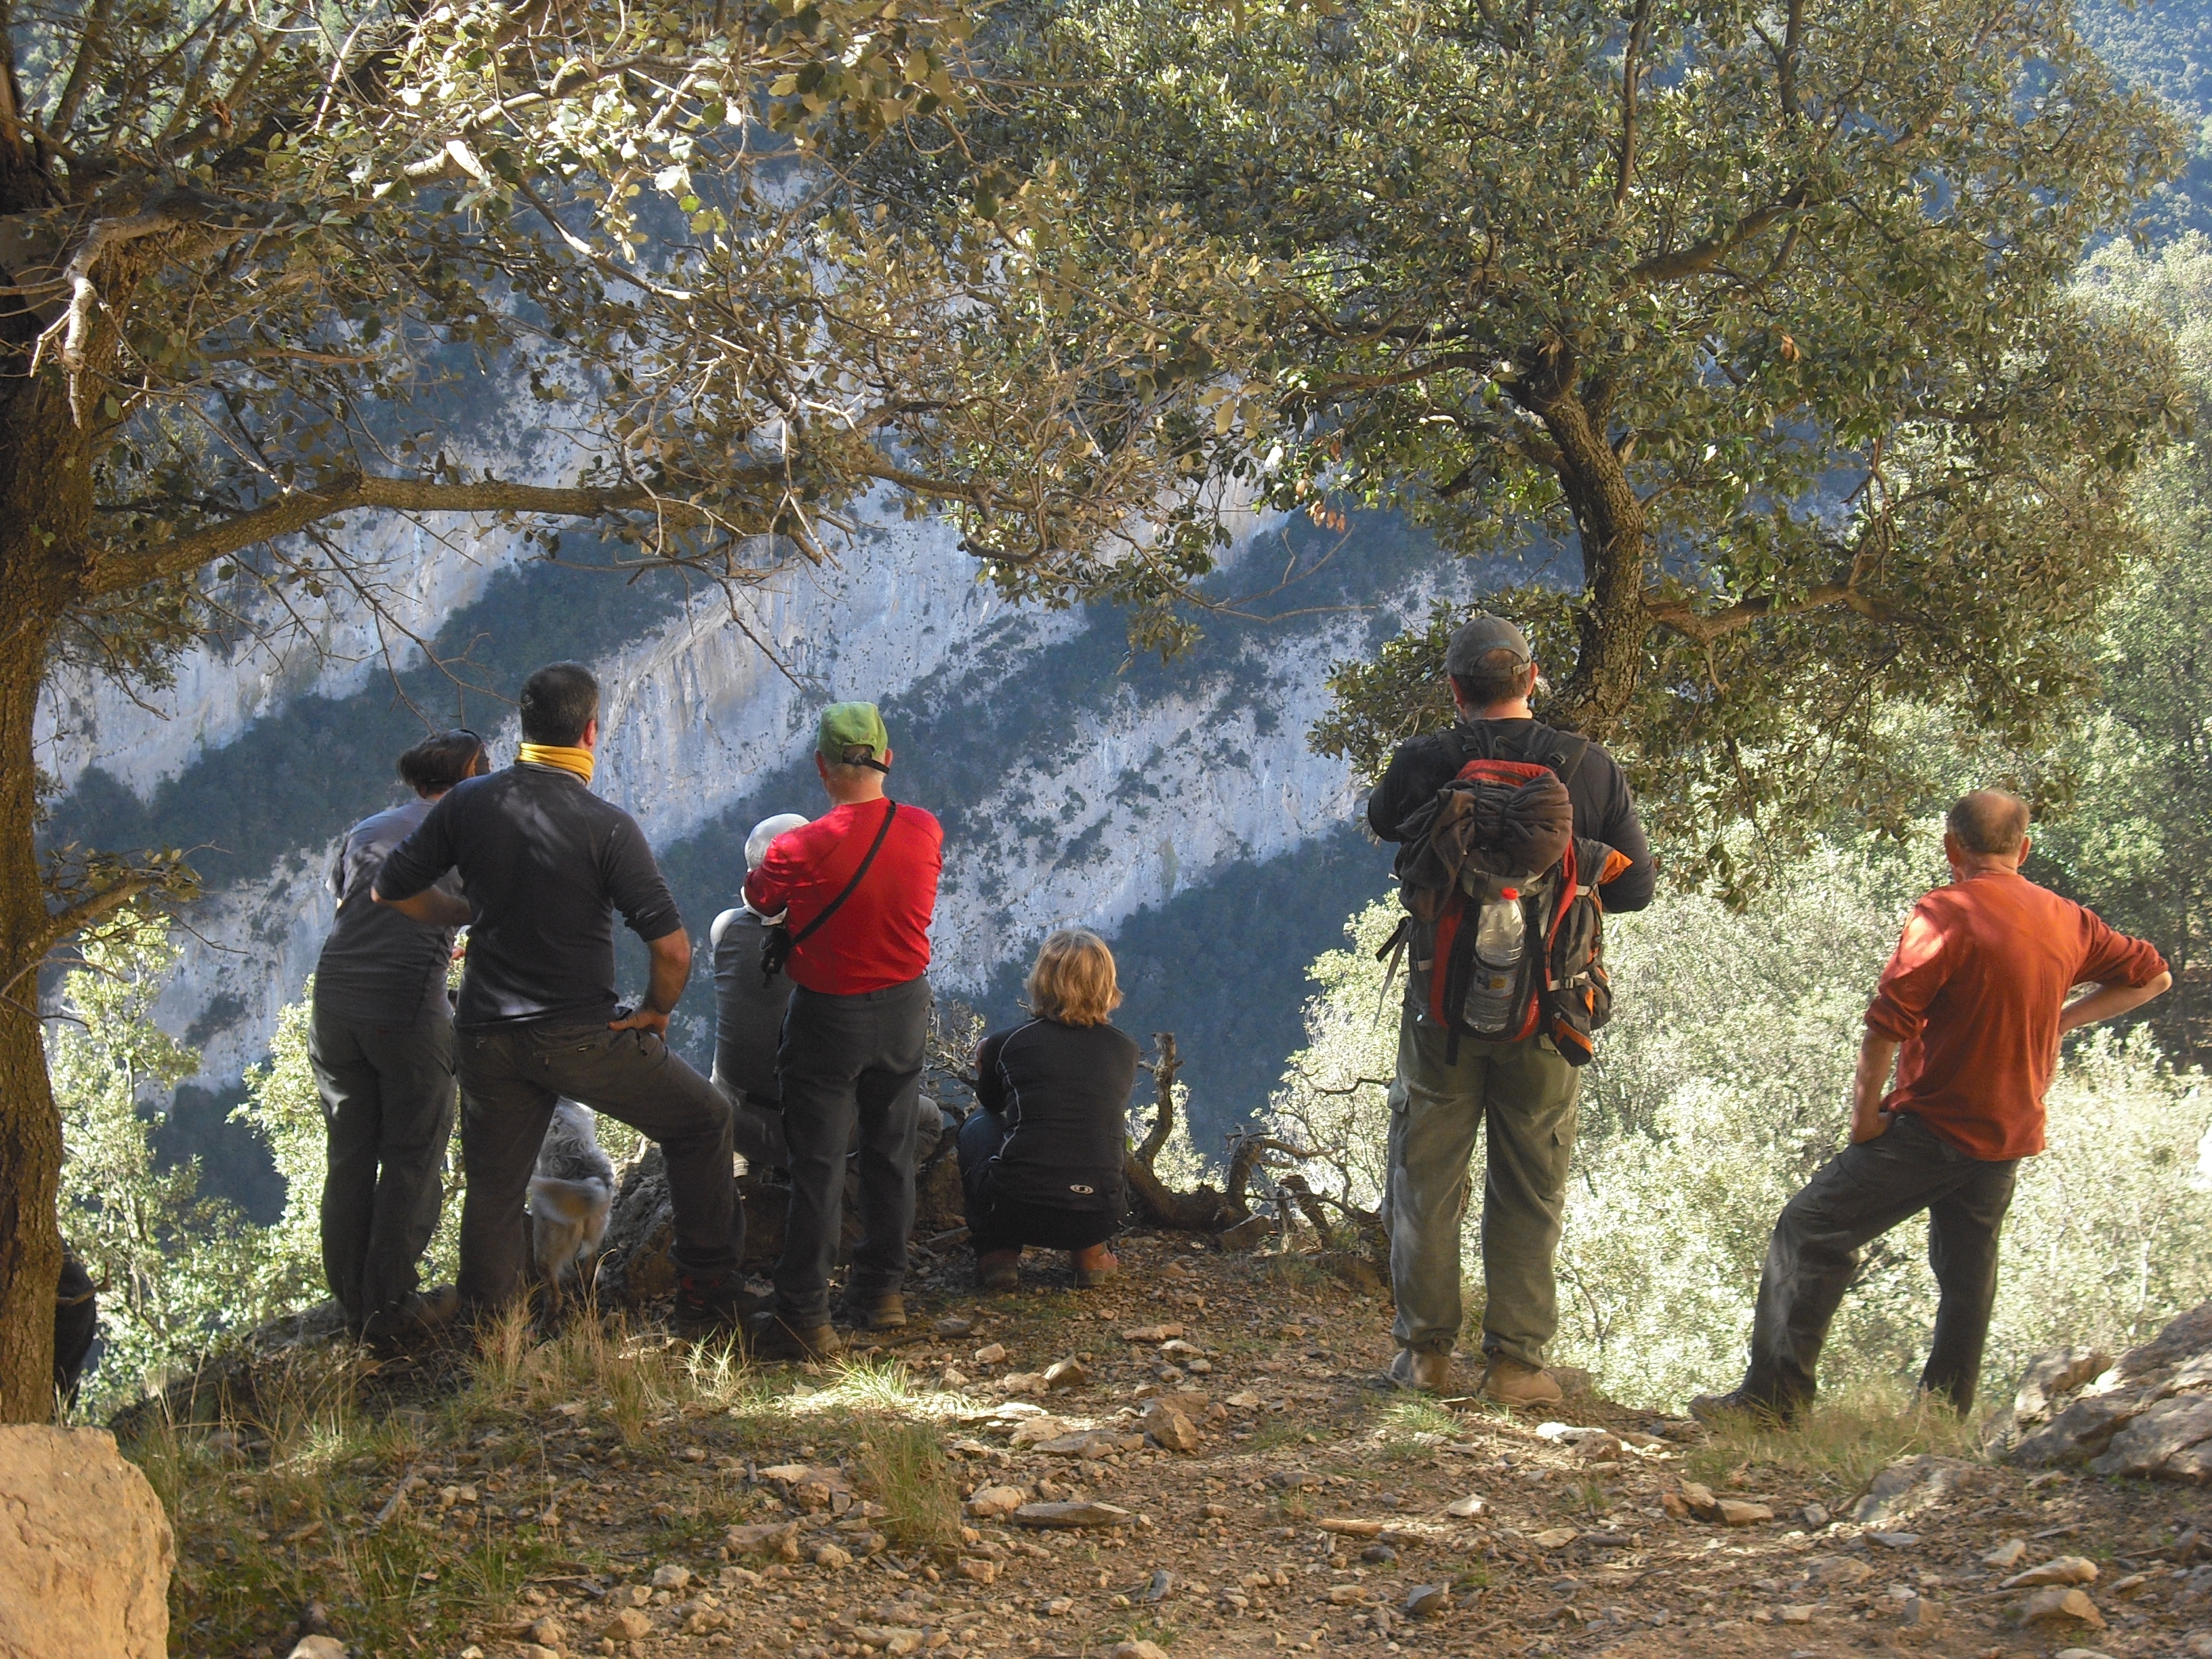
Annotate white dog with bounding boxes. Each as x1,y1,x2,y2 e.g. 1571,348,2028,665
529,1100,615,1311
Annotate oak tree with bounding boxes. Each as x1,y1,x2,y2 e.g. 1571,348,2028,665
0,0,1236,1417
895,0,2188,875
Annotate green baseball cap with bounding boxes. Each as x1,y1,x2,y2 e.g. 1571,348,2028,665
817,701,890,768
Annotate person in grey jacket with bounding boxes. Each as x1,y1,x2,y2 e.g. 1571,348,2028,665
710,813,811,1170
311,729,486,1340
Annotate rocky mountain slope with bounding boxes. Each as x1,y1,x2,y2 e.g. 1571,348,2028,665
41,489,1491,1200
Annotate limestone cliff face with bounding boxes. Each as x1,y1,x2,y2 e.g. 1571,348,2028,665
37,422,562,800
44,493,1452,1101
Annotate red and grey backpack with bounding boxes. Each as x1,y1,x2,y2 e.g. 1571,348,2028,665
1380,725,1632,1066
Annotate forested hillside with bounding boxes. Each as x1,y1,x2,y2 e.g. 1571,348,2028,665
2083,0,2212,232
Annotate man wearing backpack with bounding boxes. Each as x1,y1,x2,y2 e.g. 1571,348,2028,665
1692,790,2169,1425
1368,615,1656,1401
741,703,943,1361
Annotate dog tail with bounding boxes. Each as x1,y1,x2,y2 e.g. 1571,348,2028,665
528,1175,611,1218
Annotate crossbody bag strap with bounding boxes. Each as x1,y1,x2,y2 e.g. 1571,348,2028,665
789,797,899,951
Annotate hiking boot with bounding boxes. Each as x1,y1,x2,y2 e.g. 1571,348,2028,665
1688,1388,1797,1429
1385,1348,1454,1394
744,1311,844,1363
1071,1244,1120,1290
837,1290,907,1331
362,1284,459,1347
1479,1356,1565,1406
672,1269,768,1336
975,1250,1021,1292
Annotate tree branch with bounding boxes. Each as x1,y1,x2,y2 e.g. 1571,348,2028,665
78,470,757,595
1627,189,1808,285
1643,579,1908,641
29,184,266,419
35,875,159,959
1614,0,1655,211
1134,1033,1181,1168
49,0,119,142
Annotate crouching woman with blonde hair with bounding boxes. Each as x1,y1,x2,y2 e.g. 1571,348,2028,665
960,929,1139,1290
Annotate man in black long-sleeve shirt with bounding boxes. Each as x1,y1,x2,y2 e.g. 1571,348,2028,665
374,661,747,1332
1366,615,1655,1404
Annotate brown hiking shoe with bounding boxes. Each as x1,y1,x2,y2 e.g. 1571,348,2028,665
744,1311,844,1363
837,1290,907,1331
1479,1356,1564,1406
1071,1244,1120,1290
1385,1348,1454,1394
672,1270,771,1337
975,1250,1021,1292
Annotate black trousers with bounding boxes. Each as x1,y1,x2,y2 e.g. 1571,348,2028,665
772,976,931,1324
455,1020,739,1311
55,1252,96,1404
309,1002,458,1322
1742,1112,2018,1413
956,1110,1120,1254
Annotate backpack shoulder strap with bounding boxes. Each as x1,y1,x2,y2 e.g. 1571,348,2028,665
1444,720,1501,767
1518,722,1592,790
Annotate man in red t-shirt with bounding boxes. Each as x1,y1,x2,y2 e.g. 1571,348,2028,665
741,702,943,1359
1693,790,2169,1425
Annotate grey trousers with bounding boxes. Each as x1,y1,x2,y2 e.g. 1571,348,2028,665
711,1080,944,1175
710,1076,793,1171
309,1002,457,1323
455,1019,739,1311
1741,1111,2018,1413
772,976,931,1324
1385,1008,1580,1369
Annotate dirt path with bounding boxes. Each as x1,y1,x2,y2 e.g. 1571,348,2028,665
161,1234,2209,1659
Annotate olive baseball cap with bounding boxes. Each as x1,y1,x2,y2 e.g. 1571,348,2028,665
817,701,890,766
1445,613,1535,675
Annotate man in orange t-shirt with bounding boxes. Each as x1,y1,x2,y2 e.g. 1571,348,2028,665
1693,790,2169,1425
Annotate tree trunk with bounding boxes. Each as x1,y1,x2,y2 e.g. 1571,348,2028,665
0,577,68,1423
1514,340,1651,739
1124,1034,1244,1233
0,269,96,1422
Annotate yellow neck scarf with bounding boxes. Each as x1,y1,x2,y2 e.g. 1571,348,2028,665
517,742,595,785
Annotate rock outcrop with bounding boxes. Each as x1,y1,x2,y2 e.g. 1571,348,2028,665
1848,1454,1990,1525
0,1425,174,1659
2009,1298,2212,1480
594,1130,966,1306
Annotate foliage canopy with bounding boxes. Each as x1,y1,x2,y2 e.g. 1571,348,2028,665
889,0,2189,872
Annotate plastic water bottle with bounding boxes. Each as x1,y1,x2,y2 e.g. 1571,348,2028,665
1461,886,1527,1034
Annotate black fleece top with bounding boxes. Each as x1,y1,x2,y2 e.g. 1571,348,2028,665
375,763,683,1029
972,1018,1140,1212
1366,718,1658,913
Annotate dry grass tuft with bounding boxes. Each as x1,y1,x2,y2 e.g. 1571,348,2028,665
469,1309,687,1443
1683,1378,1990,1498
857,1417,964,1553
1374,1392,1458,1459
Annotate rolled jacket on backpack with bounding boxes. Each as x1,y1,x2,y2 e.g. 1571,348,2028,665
1394,766,1574,918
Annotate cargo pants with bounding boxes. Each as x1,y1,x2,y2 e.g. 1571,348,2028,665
1385,1006,1580,1370
455,1020,739,1311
